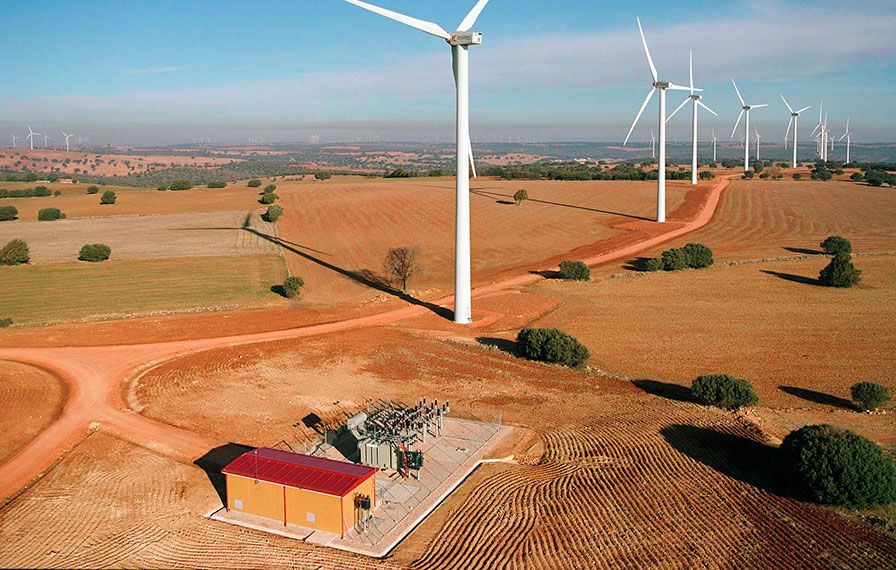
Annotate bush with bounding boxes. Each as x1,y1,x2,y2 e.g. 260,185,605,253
516,327,590,368
851,382,891,411
644,257,665,272
207,181,227,189
0,206,18,221
0,318,11,328
86,185,99,194
699,171,714,180
691,374,758,410
264,184,277,193
247,179,262,188
0,239,29,265
780,424,896,507
558,260,590,281
820,235,852,255
513,188,529,205
37,207,65,221
742,171,754,179
100,190,117,204
850,172,864,182
169,179,193,191
263,205,283,223
78,243,111,262
314,173,332,180
281,276,305,299
157,184,169,191
682,243,714,269
819,253,861,288
259,192,278,205
661,248,689,271
793,173,803,181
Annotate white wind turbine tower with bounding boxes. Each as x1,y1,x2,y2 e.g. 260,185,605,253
811,104,828,161
623,18,697,223
839,118,852,164
781,95,811,168
731,79,767,173
754,126,761,161
10,133,18,148
666,51,717,185
712,129,718,162
649,130,656,159
41,132,50,149
61,131,75,152
344,0,490,324
26,126,39,150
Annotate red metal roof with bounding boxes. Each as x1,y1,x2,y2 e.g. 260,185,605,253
222,448,377,497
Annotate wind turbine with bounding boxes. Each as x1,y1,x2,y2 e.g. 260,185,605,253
41,132,50,149
61,131,75,152
10,133,18,149
344,0,489,324
650,129,656,159
711,129,718,162
731,80,767,173
811,104,827,162
839,118,852,164
666,51,717,185
623,18,697,223
26,126,38,150
781,95,811,168
754,125,761,161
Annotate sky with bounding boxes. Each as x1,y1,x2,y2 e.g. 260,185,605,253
1,0,895,145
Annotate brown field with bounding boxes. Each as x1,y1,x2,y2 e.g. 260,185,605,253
0,361,65,464
274,177,692,304
0,183,267,221
0,149,238,177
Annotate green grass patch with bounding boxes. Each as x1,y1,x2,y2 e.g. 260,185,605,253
0,254,287,325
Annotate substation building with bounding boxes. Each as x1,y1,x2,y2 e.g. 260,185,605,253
222,448,377,537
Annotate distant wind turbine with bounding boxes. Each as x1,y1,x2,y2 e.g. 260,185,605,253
811,103,827,161
623,17,697,223
10,133,18,149
712,129,718,162
839,118,852,164
41,132,50,149
343,0,491,324
666,51,717,185
754,126,761,161
650,129,656,159
731,79,767,173
781,95,811,168
61,131,75,152
26,125,38,150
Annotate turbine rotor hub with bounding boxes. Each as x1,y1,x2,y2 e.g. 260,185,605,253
448,32,482,46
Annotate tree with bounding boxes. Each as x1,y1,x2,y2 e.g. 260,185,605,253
661,248,689,271
558,260,590,281
259,192,278,205
262,205,284,223
818,253,861,288
682,243,714,269
314,173,332,180
851,382,891,411
644,257,665,272
793,173,803,181
157,184,169,191
0,239,29,265
383,246,420,292
513,188,529,206
169,179,193,191
78,243,111,262
780,424,896,507
516,327,590,368
691,374,758,409
0,318,11,328
38,207,65,221
820,235,852,255
264,184,277,193
742,171,755,180
850,172,864,182
281,276,305,299
100,190,117,204
0,206,17,221
247,179,262,188
207,181,227,188
699,171,714,180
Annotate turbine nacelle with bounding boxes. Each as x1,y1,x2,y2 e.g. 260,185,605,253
448,32,482,46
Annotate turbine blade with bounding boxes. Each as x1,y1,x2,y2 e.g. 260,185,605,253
785,116,793,145
636,18,658,83
731,109,744,139
689,50,694,92
457,0,489,32
752,104,768,109
624,87,656,146
468,136,477,178
796,106,812,114
696,100,718,116
344,0,450,39
810,122,821,138
666,96,691,123
667,83,699,92
780,95,794,113
731,79,745,106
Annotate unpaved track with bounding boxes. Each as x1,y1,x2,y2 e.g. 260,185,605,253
0,177,730,503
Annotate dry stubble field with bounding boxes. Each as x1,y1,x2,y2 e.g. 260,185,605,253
0,361,65,464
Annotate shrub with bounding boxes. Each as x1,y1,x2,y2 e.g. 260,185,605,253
259,192,278,205
207,181,227,188
682,243,714,269
281,276,305,299
314,173,332,181
820,235,852,255
263,205,283,223
699,171,714,180
34,186,50,196
37,207,65,221
516,327,590,368
644,257,665,272
0,318,11,328
78,243,111,262
264,184,277,193
157,184,169,191
53,190,61,196
780,424,896,507
513,188,529,205
850,172,864,182
851,382,891,411
86,185,99,194
247,179,262,188
0,239,29,265
819,253,861,288
0,206,18,221
793,173,803,181
169,179,193,191
691,374,758,410
661,248,689,271
100,190,117,204
742,171,754,179
558,260,590,281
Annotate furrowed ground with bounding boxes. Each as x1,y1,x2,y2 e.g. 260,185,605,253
0,360,65,464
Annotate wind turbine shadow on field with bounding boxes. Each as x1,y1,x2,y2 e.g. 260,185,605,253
783,246,825,256
470,189,653,221
760,270,821,286
778,386,855,410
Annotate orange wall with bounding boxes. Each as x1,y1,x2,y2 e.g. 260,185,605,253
284,487,343,535
226,475,285,523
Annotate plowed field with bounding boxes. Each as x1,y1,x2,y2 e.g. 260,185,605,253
0,361,65,463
